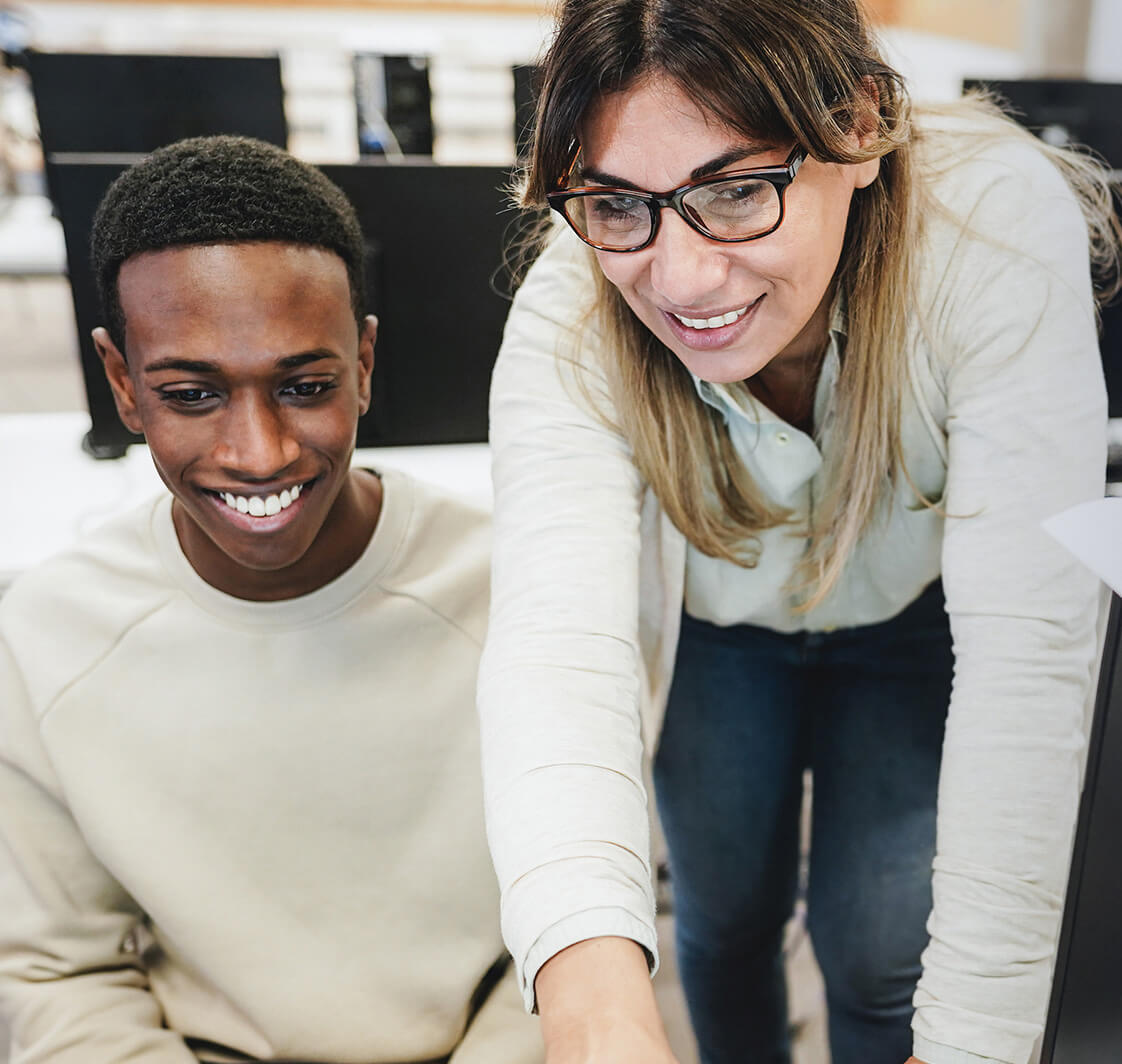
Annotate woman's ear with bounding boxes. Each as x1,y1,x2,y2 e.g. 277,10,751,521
854,152,881,190
850,75,882,189
850,75,882,143
93,326,144,435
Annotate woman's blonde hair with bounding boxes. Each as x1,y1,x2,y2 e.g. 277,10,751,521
519,0,1120,610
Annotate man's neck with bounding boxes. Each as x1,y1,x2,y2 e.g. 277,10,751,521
172,468,384,602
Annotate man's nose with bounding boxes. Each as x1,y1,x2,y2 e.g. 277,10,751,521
213,394,300,479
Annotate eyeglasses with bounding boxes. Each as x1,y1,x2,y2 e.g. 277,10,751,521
547,144,807,253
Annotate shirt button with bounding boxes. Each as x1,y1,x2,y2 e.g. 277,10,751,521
775,431,790,445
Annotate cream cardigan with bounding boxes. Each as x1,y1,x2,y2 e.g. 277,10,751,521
479,113,1106,1064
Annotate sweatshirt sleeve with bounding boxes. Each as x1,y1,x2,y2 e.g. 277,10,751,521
477,230,658,1011
448,960,545,1064
0,636,197,1062
912,148,1107,1063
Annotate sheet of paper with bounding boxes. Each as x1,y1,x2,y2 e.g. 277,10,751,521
1042,497,1122,596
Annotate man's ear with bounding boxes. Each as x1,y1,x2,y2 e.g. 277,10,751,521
93,327,143,435
357,314,377,416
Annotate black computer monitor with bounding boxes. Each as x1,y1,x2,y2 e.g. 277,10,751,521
48,156,144,456
962,78,1122,417
1040,591,1122,1062
47,157,517,456
26,51,287,156
513,64,541,160
962,78,1122,164
321,162,516,446
1101,301,1122,422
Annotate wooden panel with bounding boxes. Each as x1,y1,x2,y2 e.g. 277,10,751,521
36,0,1026,47
882,0,1024,49
41,0,551,11
862,0,903,23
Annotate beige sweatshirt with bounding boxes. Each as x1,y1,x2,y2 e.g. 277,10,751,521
0,468,542,1064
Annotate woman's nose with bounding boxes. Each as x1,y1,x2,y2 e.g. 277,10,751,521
646,210,731,308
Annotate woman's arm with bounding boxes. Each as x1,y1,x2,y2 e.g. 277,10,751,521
912,141,1108,1064
536,939,677,1063
478,231,669,1049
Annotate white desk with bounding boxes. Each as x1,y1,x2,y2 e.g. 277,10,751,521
0,196,67,276
8,410,1120,591
0,411,491,591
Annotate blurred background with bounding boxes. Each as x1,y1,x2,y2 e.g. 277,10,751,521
0,1,1120,1062
1,0,1120,440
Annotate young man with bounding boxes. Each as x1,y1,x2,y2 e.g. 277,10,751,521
0,136,541,1064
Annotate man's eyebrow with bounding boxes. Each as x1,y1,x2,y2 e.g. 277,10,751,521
276,350,342,370
143,358,219,375
580,143,778,190
143,350,341,375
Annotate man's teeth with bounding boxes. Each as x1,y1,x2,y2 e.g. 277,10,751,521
220,484,302,517
673,306,750,330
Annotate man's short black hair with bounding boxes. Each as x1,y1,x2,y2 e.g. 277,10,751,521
91,135,367,351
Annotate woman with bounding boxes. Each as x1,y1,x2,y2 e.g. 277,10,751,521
477,2,1120,1063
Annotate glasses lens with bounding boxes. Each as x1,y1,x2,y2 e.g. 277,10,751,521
564,192,652,250
683,177,782,239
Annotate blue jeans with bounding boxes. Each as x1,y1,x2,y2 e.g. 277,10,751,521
653,581,952,1064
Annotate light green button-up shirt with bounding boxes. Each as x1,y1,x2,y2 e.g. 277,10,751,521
686,318,945,631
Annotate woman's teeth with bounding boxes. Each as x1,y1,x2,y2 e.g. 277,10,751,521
673,305,750,330
220,484,302,518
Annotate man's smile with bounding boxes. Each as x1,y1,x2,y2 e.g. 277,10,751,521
199,477,319,531
208,479,312,517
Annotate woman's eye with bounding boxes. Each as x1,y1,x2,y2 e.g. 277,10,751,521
590,194,644,220
714,181,769,205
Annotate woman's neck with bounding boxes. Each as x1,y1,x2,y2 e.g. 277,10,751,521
747,290,835,433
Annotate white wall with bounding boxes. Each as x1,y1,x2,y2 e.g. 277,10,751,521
878,26,1022,102
1086,0,1122,81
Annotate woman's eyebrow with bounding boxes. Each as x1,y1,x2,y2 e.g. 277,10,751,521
691,144,777,180
580,143,779,189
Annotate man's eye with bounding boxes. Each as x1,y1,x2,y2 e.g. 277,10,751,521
282,380,337,399
158,387,217,405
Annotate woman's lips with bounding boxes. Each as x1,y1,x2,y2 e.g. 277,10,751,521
662,294,764,350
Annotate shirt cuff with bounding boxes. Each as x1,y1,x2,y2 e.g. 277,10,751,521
913,1032,1021,1064
519,907,659,1013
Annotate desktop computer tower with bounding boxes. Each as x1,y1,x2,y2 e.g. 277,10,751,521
354,54,434,157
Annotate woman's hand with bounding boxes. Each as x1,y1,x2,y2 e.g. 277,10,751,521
536,937,680,1064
